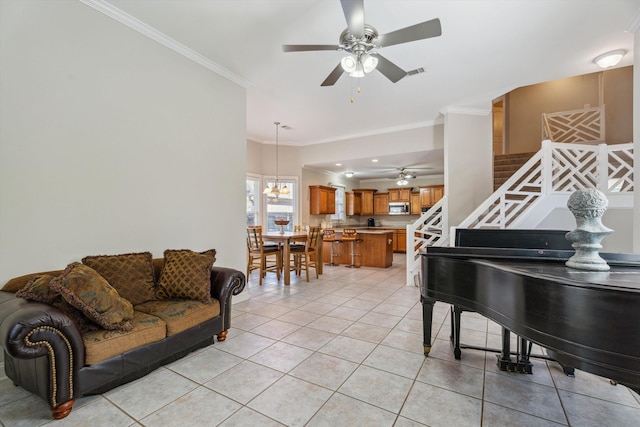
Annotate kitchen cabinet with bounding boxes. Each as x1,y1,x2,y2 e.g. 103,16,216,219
388,187,411,202
309,185,336,215
419,185,444,208
392,229,407,253
323,230,393,267
348,189,376,216
410,192,421,215
373,193,389,215
345,191,362,216
359,190,375,215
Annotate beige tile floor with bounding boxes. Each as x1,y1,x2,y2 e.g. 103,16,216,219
1,254,639,426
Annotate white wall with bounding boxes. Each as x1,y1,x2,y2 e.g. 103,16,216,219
536,208,633,253
634,24,640,253
0,0,247,283
444,110,493,227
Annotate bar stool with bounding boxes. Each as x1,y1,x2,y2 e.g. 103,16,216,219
341,228,360,268
322,229,340,266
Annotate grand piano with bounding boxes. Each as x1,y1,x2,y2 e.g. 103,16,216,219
420,229,640,394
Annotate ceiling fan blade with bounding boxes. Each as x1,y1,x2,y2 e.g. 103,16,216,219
282,44,340,52
321,63,345,86
375,54,407,83
376,18,442,48
340,0,365,39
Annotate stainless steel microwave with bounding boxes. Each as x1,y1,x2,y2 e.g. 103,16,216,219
388,202,410,215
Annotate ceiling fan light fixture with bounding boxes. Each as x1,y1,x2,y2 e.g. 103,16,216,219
349,62,365,78
361,53,378,73
397,178,409,186
594,49,626,69
340,54,357,73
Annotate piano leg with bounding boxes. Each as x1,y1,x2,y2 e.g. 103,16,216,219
421,296,435,356
450,306,462,360
516,337,533,374
497,327,512,371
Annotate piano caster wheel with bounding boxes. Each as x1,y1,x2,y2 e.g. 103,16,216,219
423,345,431,357
610,379,618,386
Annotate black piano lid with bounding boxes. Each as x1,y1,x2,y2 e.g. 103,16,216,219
424,246,640,266
423,246,640,291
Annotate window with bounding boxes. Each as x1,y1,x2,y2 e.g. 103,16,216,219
246,175,261,227
264,177,298,233
330,185,345,223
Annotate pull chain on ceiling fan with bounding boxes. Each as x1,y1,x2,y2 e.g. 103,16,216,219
282,0,442,87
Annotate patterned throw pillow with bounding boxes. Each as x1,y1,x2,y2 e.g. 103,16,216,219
15,274,58,303
156,249,216,303
49,263,134,331
15,273,100,333
82,252,156,306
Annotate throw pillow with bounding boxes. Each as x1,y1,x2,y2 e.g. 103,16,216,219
15,274,58,303
82,252,156,306
156,249,216,303
49,263,134,331
15,273,100,333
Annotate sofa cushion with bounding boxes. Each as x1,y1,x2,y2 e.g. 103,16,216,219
82,311,166,365
49,263,134,331
82,252,156,306
156,249,216,303
134,299,220,336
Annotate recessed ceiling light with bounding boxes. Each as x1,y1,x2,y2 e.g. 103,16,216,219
372,159,379,163
335,163,342,166
345,171,354,178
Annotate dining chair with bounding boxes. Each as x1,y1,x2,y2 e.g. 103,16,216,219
290,226,321,282
246,226,281,286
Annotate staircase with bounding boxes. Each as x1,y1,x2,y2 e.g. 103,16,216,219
493,152,535,190
406,140,635,287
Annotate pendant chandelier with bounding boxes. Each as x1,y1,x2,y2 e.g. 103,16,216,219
263,121,289,196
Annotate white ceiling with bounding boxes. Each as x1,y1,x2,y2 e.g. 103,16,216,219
104,0,637,179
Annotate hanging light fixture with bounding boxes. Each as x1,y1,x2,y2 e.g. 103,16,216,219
340,52,378,78
263,122,289,196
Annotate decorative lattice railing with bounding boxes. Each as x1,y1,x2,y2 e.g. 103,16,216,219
542,106,605,144
406,140,634,286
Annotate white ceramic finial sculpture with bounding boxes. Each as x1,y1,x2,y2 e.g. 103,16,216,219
565,188,613,271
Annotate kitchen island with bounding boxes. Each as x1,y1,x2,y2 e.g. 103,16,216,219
323,229,393,268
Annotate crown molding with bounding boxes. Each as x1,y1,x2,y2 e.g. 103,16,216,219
79,0,251,88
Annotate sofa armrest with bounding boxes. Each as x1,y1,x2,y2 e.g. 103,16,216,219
0,291,85,410
209,267,245,331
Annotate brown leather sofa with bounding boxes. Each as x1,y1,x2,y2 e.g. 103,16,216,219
0,253,245,420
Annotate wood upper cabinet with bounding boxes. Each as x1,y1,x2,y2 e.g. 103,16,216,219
309,185,336,215
359,190,375,215
345,191,362,216
419,185,444,208
373,192,389,215
388,187,411,202
348,189,376,216
410,192,421,215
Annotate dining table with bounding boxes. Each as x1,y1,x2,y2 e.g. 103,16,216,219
262,231,323,285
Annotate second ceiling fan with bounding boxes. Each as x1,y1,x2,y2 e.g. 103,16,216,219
282,0,442,86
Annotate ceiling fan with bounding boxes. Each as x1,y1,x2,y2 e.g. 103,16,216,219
282,0,442,86
395,168,415,185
